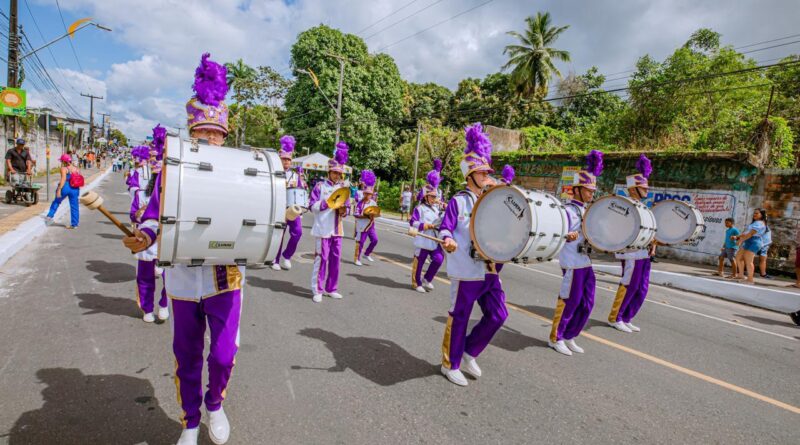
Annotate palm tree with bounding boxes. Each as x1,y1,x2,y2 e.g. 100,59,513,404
503,12,571,98
224,59,257,145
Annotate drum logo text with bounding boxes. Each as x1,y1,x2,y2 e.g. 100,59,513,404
209,241,235,249
503,195,526,220
671,205,690,220
608,202,631,217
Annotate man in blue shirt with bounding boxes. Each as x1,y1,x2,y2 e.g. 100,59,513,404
717,217,739,277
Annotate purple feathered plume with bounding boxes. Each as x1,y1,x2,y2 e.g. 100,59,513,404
585,150,604,177
193,53,228,107
636,153,652,178
334,141,349,165
426,169,441,189
132,145,150,160
501,165,515,184
280,135,296,153
360,169,376,188
433,158,443,172
152,124,166,160
464,122,492,161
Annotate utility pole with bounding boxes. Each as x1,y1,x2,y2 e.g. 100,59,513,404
6,0,19,142
45,108,50,201
81,93,103,149
323,52,356,143
100,112,110,153
412,121,421,199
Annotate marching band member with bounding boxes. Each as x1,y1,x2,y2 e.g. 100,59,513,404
272,135,307,271
129,142,168,323
607,153,654,333
125,145,152,199
308,141,351,303
409,169,443,292
123,53,241,445
438,123,508,387
548,150,603,355
353,169,378,266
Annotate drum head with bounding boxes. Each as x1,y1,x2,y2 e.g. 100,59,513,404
584,196,641,252
470,185,532,262
652,200,698,244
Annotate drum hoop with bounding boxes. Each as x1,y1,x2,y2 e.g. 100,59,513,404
469,184,529,263
263,149,279,264
652,199,704,244
582,195,642,253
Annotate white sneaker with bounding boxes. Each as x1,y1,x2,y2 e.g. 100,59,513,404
312,294,323,303
609,321,633,333
208,407,230,444
326,292,343,299
565,339,584,354
42,216,54,225
270,263,282,271
143,312,155,323
414,285,427,293
176,427,199,445
280,258,292,270
354,260,363,266
422,280,434,290
440,366,468,387
548,340,573,356
624,322,641,332
157,306,170,321
461,353,482,378
365,256,374,262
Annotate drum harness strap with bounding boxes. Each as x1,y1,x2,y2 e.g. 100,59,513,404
465,191,496,272
567,201,593,257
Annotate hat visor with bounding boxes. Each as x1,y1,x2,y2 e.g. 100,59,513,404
279,153,293,160
467,165,494,176
189,123,228,136
329,166,344,173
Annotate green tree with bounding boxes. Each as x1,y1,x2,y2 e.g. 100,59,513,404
502,12,571,98
224,59,257,146
108,128,128,147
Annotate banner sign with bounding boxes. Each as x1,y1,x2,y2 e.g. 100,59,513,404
0,87,26,116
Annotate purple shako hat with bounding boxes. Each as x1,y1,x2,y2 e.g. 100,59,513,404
423,169,441,197
360,169,377,194
626,153,652,189
572,149,604,191
279,135,296,159
151,123,166,160
328,141,349,173
186,53,229,136
460,122,494,178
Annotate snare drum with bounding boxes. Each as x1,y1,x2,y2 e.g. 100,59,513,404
158,136,287,266
583,195,656,253
287,188,309,208
470,185,568,263
652,199,704,245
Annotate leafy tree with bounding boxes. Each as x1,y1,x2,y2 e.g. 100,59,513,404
225,59,257,146
404,81,452,124
108,128,128,147
502,12,570,98
554,66,624,130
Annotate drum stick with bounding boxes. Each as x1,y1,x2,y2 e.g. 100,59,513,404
407,227,455,253
79,191,135,237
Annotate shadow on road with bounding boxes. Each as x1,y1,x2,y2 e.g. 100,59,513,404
509,302,611,333
346,272,407,290
432,316,548,352
85,260,135,283
97,232,125,240
373,250,411,264
734,314,799,328
76,293,141,318
5,368,182,445
246,276,311,299
293,328,438,386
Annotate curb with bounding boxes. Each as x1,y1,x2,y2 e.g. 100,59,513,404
0,167,113,268
593,264,800,314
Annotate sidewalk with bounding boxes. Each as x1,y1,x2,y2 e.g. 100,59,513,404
0,165,104,221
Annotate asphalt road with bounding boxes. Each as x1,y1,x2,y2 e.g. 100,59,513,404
0,173,798,444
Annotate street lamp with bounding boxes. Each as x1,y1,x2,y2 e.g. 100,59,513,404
19,21,112,61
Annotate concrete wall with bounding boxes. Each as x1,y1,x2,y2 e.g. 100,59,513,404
757,169,800,272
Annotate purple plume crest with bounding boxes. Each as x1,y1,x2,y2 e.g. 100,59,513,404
636,153,652,178
280,135,296,153
433,158,443,172
464,122,492,161
151,124,166,159
426,169,441,189
334,141,349,165
585,150,604,177
192,53,228,107
501,164,515,184
132,145,150,160
360,169,376,187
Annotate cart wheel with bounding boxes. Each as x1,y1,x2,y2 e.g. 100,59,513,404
31,191,39,205
791,310,800,326
4,190,12,204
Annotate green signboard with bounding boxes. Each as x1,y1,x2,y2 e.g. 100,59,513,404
0,87,26,116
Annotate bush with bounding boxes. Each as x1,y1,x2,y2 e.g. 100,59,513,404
521,125,568,152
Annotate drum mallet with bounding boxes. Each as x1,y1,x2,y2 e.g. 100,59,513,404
79,191,134,237
407,227,456,253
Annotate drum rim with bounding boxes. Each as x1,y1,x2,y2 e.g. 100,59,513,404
651,199,704,244
469,184,532,263
582,194,644,253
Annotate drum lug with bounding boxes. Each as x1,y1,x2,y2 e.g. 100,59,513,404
198,162,213,172
242,219,256,226
196,217,212,225
539,232,546,237
274,170,286,178
274,222,287,230
160,216,176,224
165,157,180,166
234,258,247,266
157,261,171,267
192,139,206,151
244,167,258,176
190,259,205,266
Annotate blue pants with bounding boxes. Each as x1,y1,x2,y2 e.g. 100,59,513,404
47,184,80,227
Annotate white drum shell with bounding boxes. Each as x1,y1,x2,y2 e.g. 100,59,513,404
583,195,656,253
652,199,704,245
287,188,309,208
470,185,568,263
159,136,287,266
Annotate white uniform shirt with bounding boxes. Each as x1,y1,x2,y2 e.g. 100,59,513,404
558,200,592,270
439,190,486,280
411,203,441,251
310,179,348,238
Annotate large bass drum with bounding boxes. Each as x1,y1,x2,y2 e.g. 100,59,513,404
158,136,287,266
652,199,704,245
470,185,568,263
583,195,656,253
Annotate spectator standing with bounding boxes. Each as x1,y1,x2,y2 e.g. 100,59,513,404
733,209,767,284
757,224,773,279
4,138,32,185
45,154,83,228
399,185,412,221
717,217,740,277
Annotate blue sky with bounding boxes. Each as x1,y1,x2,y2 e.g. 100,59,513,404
3,0,799,140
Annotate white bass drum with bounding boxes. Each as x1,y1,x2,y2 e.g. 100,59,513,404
583,195,656,253
652,199,704,245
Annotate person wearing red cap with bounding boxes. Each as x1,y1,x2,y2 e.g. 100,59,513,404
44,153,82,228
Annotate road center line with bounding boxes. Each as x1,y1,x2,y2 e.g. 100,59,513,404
371,252,800,416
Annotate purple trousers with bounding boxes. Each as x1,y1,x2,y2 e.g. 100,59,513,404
412,247,444,288
136,259,167,314
275,217,303,262
441,274,508,370
172,290,241,429
550,267,596,342
609,258,651,323
312,236,342,295
354,226,378,261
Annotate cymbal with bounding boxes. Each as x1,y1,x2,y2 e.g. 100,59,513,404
326,187,351,210
363,206,381,217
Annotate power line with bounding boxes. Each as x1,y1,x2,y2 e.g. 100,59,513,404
21,0,79,93
741,40,800,55
735,33,800,50
54,0,88,89
363,0,446,40
356,0,423,35
19,31,82,118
